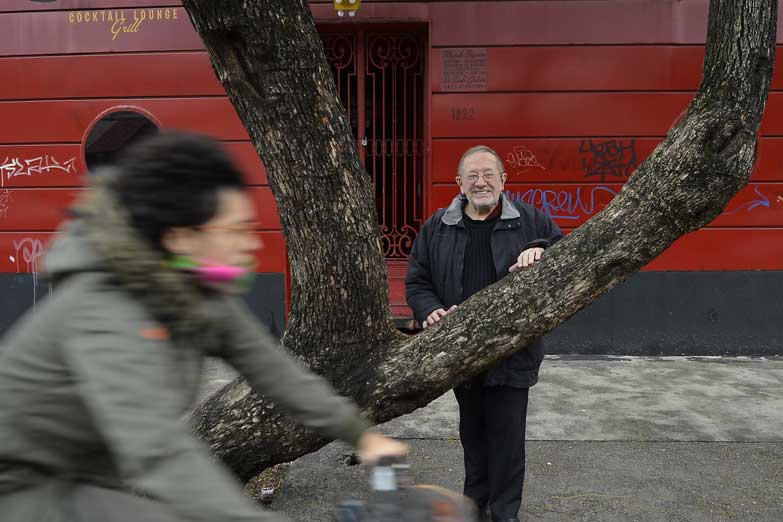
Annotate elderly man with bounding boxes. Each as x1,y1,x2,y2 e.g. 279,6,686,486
405,145,562,522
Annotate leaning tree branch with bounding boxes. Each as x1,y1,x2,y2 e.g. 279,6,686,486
182,0,776,481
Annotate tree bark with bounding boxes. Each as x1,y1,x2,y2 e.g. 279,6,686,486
181,0,776,482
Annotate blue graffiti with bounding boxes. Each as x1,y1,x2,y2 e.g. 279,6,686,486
506,184,772,221
505,186,618,220
722,185,770,215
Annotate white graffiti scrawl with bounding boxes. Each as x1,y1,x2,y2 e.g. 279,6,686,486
0,155,77,187
10,238,51,309
11,238,45,275
0,190,12,218
506,145,545,176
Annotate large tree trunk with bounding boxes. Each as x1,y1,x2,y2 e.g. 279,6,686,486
181,0,776,481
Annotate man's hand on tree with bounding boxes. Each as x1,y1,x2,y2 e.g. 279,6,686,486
422,305,458,329
509,247,545,272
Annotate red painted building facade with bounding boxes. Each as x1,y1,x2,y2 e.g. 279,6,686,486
1,1,781,353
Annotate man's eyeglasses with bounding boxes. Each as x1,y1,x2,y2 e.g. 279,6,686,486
461,171,500,183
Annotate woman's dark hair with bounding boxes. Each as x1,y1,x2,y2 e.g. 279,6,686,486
108,131,246,251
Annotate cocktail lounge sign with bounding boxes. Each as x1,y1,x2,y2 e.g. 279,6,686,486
67,7,181,41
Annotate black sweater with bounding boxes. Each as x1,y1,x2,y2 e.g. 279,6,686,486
461,213,500,301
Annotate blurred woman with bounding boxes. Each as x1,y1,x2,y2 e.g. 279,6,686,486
0,132,406,522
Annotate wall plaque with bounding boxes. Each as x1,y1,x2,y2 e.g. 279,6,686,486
441,48,488,91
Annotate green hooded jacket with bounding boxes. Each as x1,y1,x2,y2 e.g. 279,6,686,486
0,185,370,522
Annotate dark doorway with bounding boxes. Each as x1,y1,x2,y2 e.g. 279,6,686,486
320,26,427,320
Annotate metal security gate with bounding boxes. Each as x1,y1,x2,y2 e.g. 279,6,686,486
321,27,426,262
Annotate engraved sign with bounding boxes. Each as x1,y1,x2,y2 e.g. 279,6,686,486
441,48,488,91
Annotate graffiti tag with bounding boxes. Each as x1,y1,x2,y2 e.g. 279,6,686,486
507,184,776,222
506,186,618,220
506,145,545,176
723,185,771,215
11,238,45,275
9,238,50,309
580,139,638,182
0,190,12,218
0,156,77,186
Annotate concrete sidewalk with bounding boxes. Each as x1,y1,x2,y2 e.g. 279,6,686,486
265,356,783,521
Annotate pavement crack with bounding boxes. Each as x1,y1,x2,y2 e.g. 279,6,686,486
548,492,632,501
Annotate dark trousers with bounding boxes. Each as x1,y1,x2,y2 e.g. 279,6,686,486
453,375,530,522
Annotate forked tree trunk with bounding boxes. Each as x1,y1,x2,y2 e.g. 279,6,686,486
181,0,776,481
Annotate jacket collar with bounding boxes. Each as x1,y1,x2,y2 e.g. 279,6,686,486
72,173,225,350
441,192,520,226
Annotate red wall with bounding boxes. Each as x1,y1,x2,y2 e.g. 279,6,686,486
1,0,781,287
421,1,783,271
0,3,286,280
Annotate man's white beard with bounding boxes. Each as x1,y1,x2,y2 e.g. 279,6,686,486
472,196,500,212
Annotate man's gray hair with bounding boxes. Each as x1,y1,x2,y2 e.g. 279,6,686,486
457,145,505,178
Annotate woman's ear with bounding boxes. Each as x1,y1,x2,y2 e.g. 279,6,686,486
161,227,197,256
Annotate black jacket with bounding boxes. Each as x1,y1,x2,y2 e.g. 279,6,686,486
405,193,563,388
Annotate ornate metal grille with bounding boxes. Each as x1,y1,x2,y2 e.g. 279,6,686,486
322,33,359,141
322,30,425,259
